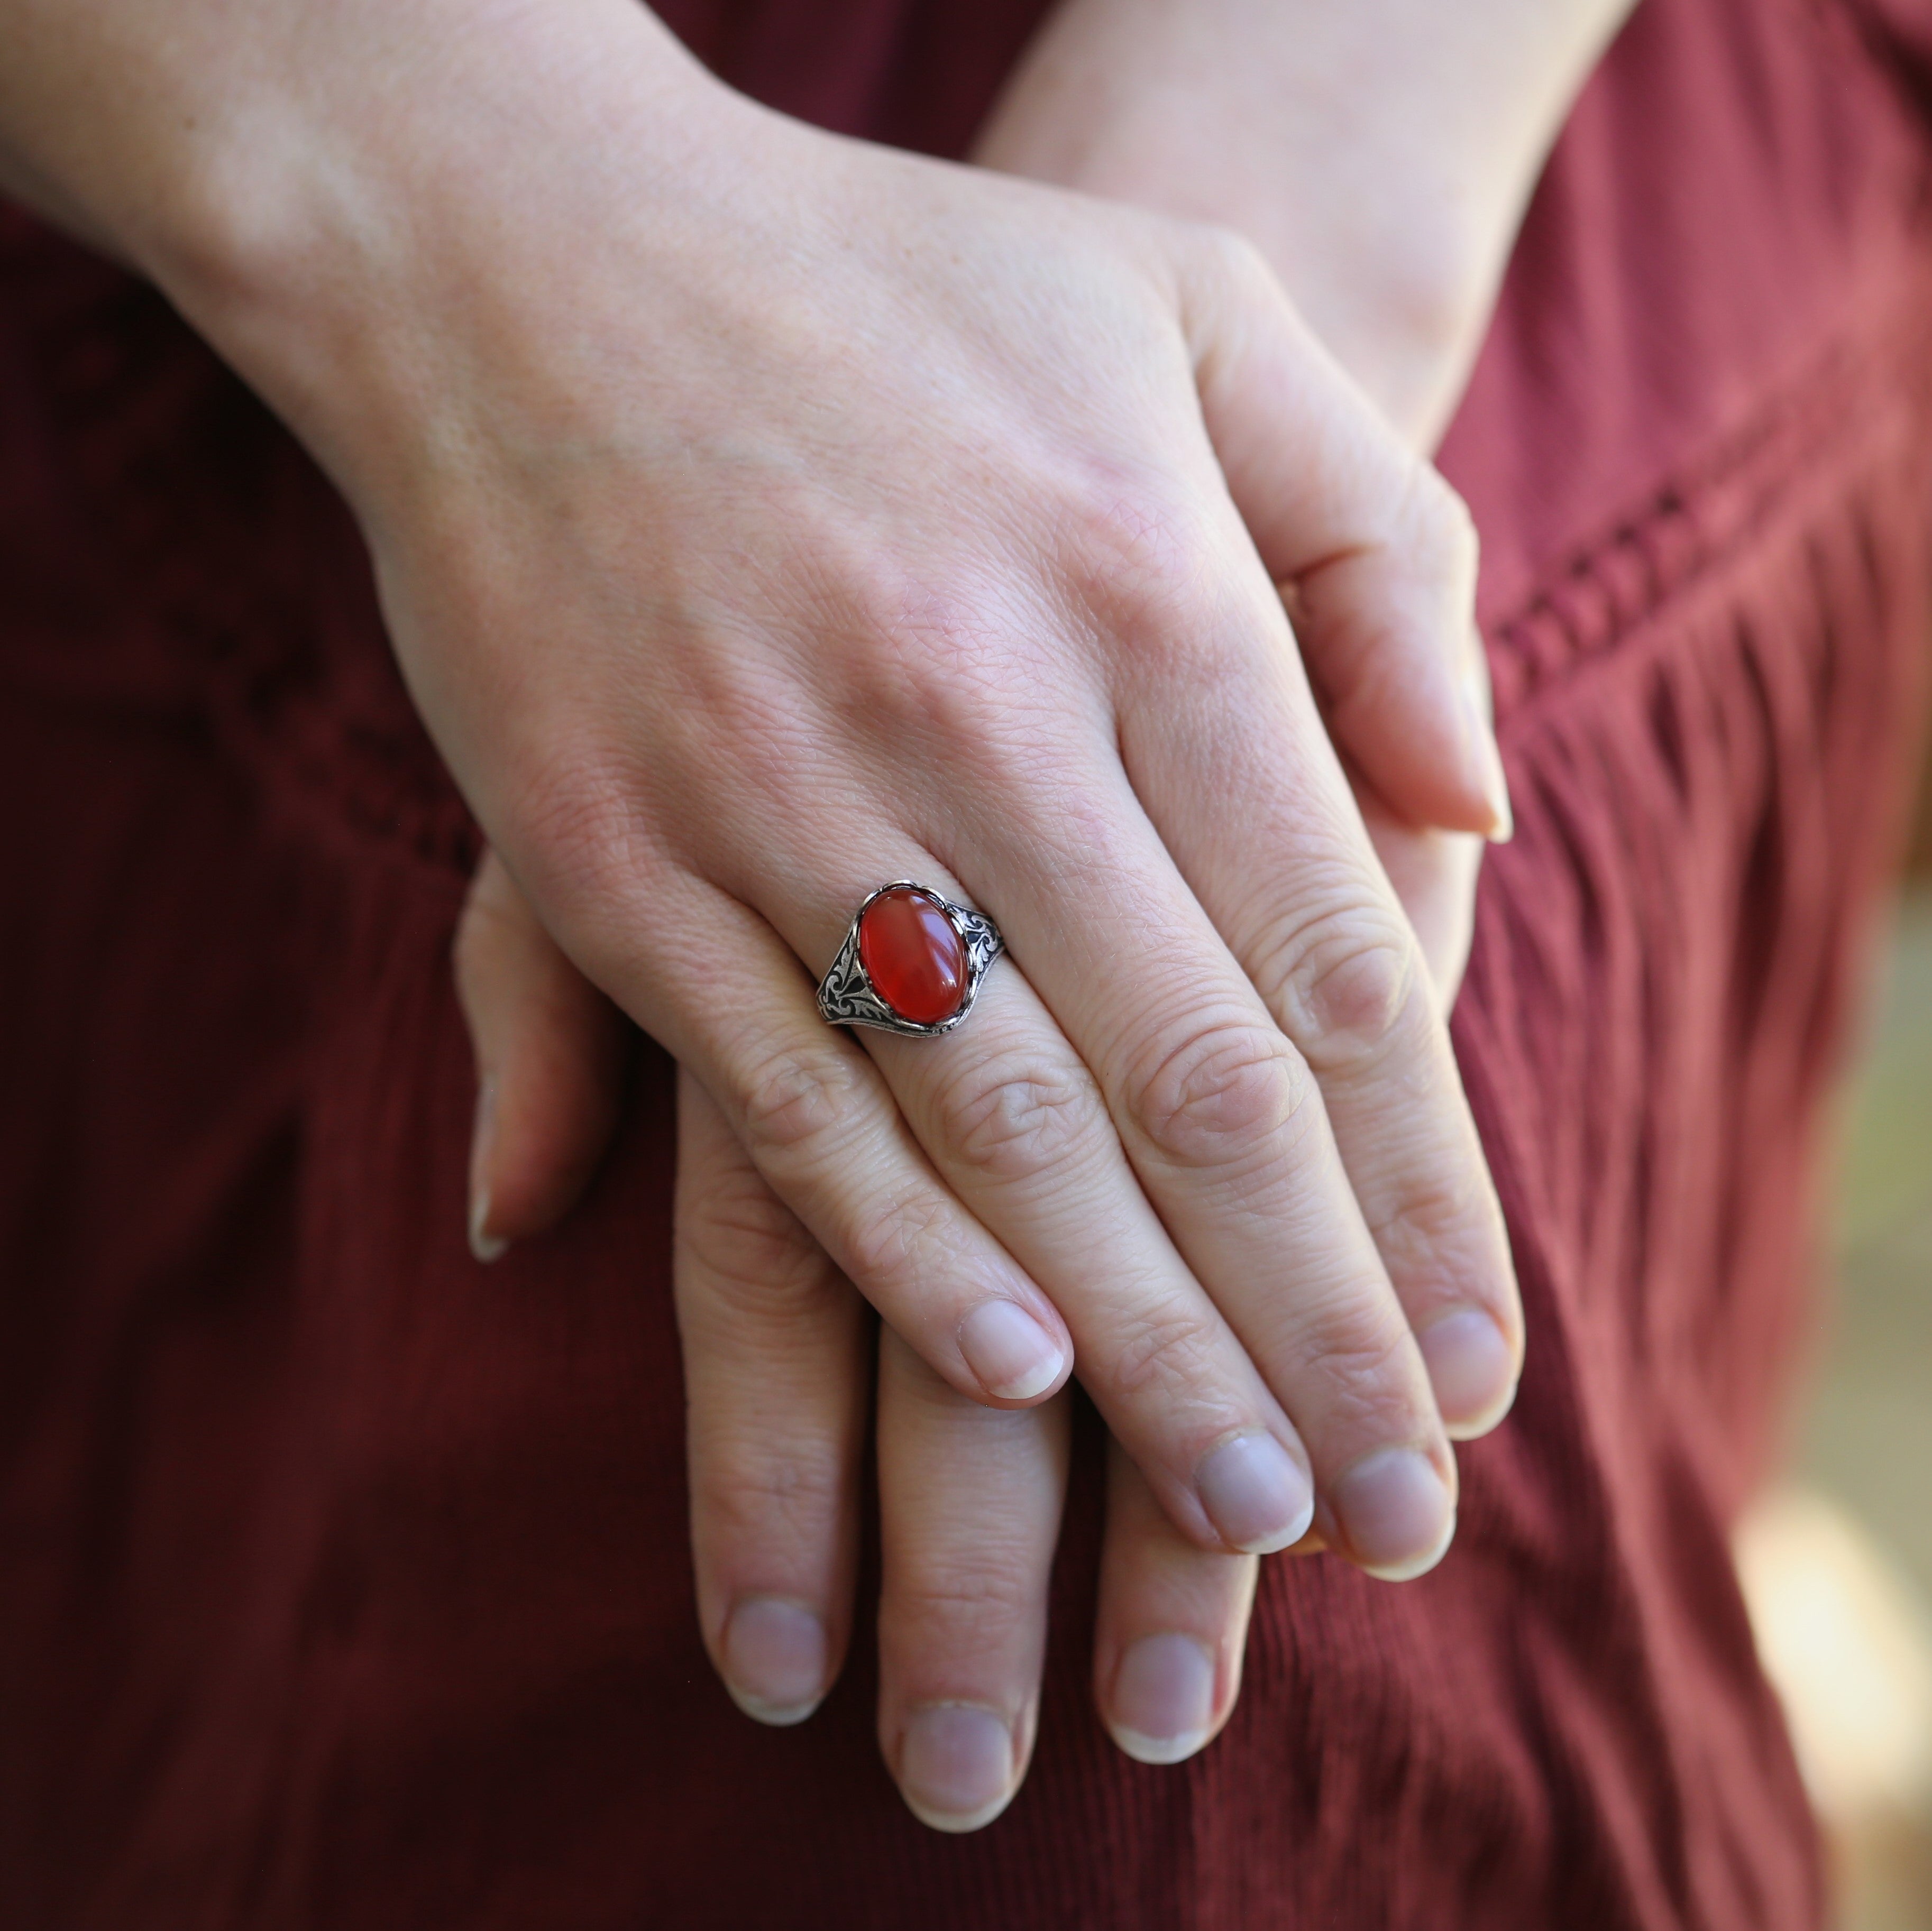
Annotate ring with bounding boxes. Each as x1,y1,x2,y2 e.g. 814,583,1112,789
817,882,1005,1037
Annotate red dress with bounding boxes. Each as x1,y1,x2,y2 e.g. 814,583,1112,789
3,0,1931,1923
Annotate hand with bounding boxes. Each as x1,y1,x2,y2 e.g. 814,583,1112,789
77,1,1524,1569
457,838,1472,1829
0,0,1525,1823
450,0,1634,1827
396,0,1551,1828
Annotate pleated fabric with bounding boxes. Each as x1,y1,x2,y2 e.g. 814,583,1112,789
3,0,1931,1924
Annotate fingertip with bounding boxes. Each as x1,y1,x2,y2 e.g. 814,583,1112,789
473,1012,632,1249
896,1704,1021,1832
468,1187,510,1265
1468,707,1514,844
455,849,630,1257
1456,650,1513,843
466,1073,507,1262
1416,1308,1519,1440
720,1597,832,1727
1330,1446,1458,1581
1105,1632,1219,1766
1443,1388,1517,1442
1324,643,1509,841
957,1298,1069,1404
1195,1431,1315,1556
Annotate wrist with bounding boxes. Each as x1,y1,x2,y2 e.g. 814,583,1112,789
0,0,740,499
974,0,1633,446
166,3,737,490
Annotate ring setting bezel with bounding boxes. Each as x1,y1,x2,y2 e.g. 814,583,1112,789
816,882,1004,1037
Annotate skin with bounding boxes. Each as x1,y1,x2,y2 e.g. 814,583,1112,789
2,0,1517,1541
0,0,1628,1834
453,0,1634,1830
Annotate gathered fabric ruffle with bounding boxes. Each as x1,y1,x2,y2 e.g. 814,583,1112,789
4,0,1932,1923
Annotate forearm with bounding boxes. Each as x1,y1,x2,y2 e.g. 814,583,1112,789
0,0,695,255
0,0,735,489
975,0,1637,444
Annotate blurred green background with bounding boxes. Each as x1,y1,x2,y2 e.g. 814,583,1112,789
1769,770,1932,1929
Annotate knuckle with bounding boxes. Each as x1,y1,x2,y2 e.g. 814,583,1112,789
1256,900,1426,1074
1365,1156,1507,1290
699,1433,848,1544
1403,466,1480,591
933,1049,1109,1189
886,1549,1039,1642
1125,1017,1312,1171
1193,221,1276,300
1287,1291,1427,1434
451,881,512,1000
1055,468,1231,654
671,650,820,803
841,1187,953,1298
821,581,1086,797
506,741,650,902
1106,1298,1227,1408
844,598,999,747
735,1045,870,1166
680,1166,837,1329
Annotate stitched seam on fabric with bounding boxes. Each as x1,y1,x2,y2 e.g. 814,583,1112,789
1487,295,1932,725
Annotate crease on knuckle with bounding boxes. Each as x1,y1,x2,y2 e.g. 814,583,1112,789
1255,904,1425,1076
680,1169,838,1328
735,1045,869,1169
1365,1161,1504,1291
935,1049,1107,1189
1105,1297,1224,1408
885,1550,1040,1645
841,1187,953,1298
1285,1299,1424,1437
698,1437,848,1546
1125,1018,1310,1172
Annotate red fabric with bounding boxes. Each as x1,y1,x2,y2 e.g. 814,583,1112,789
3,0,1931,1924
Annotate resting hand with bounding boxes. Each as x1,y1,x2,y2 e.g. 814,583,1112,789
450,0,1636,1828
459,806,1477,1829
53,0,1530,1564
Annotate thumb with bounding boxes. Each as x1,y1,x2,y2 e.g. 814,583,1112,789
453,845,633,1261
1177,232,1511,842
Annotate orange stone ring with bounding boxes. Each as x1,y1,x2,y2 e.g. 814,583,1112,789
817,882,1005,1037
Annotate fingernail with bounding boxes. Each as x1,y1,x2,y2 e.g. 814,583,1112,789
898,1703,1016,1832
1332,1446,1455,1580
958,1299,1066,1402
1460,669,1514,842
468,1192,508,1264
1417,1309,1517,1439
1481,743,1515,843
1195,1432,1314,1554
1109,1633,1217,1765
468,1077,508,1263
721,1596,829,1726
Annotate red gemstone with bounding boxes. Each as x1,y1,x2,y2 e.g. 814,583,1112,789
858,887,968,1026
